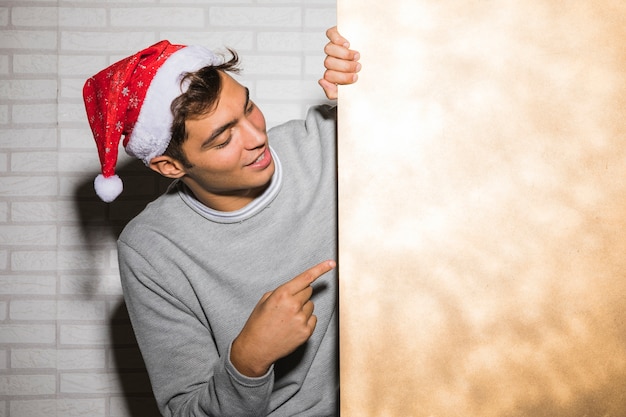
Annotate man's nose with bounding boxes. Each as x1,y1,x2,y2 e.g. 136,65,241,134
242,119,266,148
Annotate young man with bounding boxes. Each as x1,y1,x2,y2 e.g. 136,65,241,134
83,28,360,416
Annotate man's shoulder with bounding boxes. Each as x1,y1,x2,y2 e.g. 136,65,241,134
310,103,337,119
271,104,336,129
268,105,337,144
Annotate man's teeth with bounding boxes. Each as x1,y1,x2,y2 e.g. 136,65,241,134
254,152,265,163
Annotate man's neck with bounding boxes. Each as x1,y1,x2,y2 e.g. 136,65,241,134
182,181,270,212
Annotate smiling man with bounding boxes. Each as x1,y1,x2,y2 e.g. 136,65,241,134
83,28,360,417
150,72,275,212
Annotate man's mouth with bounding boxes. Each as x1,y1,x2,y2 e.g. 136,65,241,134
253,152,266,164
246,147,272,168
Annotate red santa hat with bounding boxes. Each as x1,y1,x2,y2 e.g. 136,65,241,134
83,40,220,202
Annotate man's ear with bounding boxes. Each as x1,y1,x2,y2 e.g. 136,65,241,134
149,155,187,179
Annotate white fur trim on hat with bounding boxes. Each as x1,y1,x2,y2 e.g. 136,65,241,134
125,45,221,165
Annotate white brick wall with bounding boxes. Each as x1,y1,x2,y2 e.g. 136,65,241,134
0,2,336,416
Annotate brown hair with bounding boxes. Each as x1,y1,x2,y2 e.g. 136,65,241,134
164,50,240,167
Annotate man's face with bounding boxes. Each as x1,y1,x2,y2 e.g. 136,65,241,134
179,72,274,211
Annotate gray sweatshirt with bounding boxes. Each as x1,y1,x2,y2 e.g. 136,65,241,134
118,105,338,417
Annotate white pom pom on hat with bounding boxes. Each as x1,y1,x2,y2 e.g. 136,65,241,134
94,174,123,203
82,41,220,202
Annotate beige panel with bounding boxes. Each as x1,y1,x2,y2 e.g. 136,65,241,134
337,2,626,416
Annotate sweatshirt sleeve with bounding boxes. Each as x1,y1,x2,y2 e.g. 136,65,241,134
117,240,274,417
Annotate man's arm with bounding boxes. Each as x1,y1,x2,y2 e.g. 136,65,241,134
319,26,361,100
118,240,275,417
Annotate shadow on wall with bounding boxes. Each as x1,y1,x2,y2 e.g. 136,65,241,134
75,158,173,245
75,158,172,417
109,301,162,416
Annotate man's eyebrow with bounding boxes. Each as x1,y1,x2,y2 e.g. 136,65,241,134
200,87,250,148
244,87,250,111
201,120,236,148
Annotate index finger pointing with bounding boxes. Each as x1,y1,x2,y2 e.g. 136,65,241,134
286,260,337,295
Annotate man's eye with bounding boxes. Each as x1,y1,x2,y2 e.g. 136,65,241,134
246,102,255,114
215,136,232,149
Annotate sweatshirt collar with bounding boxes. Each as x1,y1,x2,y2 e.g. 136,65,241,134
177,146,283,224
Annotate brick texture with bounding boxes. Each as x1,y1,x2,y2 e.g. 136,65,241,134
0,2,336,416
